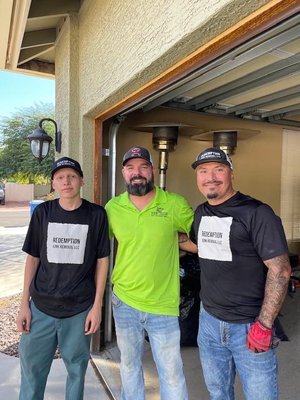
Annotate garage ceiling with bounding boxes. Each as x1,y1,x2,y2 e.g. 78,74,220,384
128,12,300,129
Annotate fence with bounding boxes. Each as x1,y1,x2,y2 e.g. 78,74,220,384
4,183,50,202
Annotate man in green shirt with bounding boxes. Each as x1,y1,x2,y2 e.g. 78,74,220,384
105,146,193,400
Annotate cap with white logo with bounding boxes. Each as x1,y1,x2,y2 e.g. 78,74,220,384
191,147,233,169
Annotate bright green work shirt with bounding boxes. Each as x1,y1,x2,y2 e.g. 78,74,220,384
105,186,194,316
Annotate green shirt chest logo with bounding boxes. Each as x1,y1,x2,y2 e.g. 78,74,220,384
151,207,168,217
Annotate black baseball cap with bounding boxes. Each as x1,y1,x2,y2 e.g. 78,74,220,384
192,147,233,169
51,157,83,179
122,146,153,166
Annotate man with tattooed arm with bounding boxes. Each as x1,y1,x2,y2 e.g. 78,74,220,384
180,147,291,400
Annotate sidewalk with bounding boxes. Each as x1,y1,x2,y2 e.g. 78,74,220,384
0,352,110,400
0,203,113,399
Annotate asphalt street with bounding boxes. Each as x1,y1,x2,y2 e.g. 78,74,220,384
0,203,29,297
0,206,30,227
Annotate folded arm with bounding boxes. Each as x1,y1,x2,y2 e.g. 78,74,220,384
178,233,197,253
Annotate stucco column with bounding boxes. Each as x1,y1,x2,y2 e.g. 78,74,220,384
55,15,80,164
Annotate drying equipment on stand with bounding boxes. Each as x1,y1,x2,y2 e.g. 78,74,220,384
150,125,201,346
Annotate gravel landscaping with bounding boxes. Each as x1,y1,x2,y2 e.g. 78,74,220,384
0,293,21,357
0,293,60,358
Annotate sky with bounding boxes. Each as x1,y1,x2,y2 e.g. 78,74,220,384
0,70,55,118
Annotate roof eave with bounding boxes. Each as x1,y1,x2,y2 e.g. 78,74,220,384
0,0,32,71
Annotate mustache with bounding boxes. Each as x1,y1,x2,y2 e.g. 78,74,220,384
204,180,222,185
130,175,146,183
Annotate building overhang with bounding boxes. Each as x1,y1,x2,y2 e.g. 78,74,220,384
0,0,80,77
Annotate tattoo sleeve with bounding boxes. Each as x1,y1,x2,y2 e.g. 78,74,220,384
258,253,291,329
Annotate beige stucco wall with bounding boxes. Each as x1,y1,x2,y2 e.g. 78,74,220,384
55,0,271,200
55,14,80,159
55,14,96,197
78,0,269,117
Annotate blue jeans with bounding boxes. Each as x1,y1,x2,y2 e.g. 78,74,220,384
19,301,91,400
112,292,188,400
198,305,278,400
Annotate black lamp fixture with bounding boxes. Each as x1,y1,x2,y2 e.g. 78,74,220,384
27,118,62,163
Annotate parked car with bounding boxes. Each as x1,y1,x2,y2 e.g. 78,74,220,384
0,184,5,205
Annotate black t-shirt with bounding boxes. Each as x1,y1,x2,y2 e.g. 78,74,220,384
23,199,110,318
192,192,288,323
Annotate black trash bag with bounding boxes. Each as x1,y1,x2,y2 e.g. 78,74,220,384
179,291,200,346
179,252,200,347
273,316,289,342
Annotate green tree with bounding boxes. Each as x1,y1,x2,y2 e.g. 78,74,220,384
0,102,55,183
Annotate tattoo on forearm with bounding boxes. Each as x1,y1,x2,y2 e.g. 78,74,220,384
259,254,291,328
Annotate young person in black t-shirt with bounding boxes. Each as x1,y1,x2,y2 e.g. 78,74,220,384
181,147,291,400
16,157,110,400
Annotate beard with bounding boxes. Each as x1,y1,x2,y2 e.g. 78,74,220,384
206,192,219,199
204,180,222,200
126,175,154,196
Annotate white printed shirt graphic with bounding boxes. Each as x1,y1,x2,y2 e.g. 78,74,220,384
198,216,233,261
47,222,89,264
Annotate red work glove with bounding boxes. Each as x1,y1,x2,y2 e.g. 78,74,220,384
246,320,272,353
